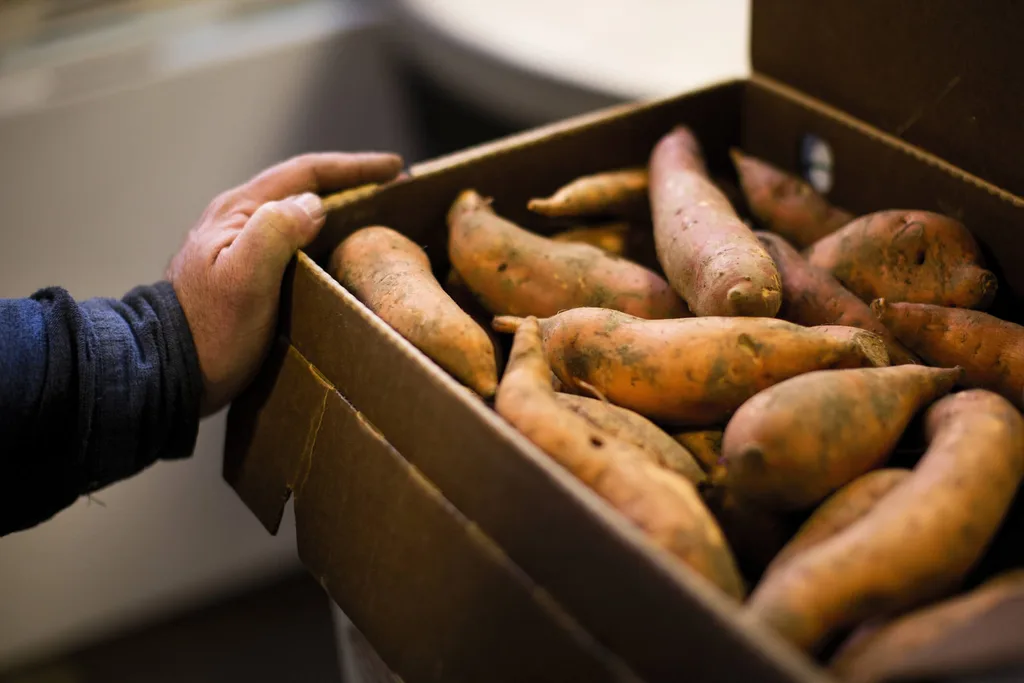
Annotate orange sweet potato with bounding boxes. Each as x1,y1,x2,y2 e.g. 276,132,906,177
671,432,795,579
554,393,705,485
330,226,498,397
673,430,724,472
731,149,853,248
549,222,630,255
445,221,631,299
649,126,782,317
672,430,792,576
763,469,910,578
721,365,960,510
442,268,507,380
757,231,918,365
831,570,1024,683
873,299,1024,410
496,317,745,598
746,390,1024,651
805,210,997,309
448,190,688,319
527,168,649,218
493,308,884,426
812,326,890,368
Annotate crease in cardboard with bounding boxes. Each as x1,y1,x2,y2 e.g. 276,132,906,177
753,74,1024,208
352,403,390,446
296,385,330,496
321,384,644,682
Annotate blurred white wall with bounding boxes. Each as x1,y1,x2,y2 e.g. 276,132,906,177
0,0,417,669
383,0,750,124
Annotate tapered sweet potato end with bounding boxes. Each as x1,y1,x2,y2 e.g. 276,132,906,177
447,189,493,225
725,281,784,317
492,315,527,334
951,266,999,309
526,197,562,216
464,353,499,399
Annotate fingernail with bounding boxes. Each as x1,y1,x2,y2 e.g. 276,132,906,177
295,192,325,221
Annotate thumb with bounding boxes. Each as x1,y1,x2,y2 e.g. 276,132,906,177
229,192,325,283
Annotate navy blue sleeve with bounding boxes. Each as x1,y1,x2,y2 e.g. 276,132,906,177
0,282,203,535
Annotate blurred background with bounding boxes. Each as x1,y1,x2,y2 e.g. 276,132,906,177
0,0,747,680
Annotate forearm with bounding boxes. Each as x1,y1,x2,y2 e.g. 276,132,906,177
0,282,202,535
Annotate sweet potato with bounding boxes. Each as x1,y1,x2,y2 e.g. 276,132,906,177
721,365,960,510
445,221,631,298
496,317,745,598
872,299,1024,410
763,469,910,578
757,231,918,365
812,326,890,368
527,169,649,218
671,430,792,575
554,393,706,485
673,430,724,472
831,570,1024,683
448,190,688,319
649,126,782,317
330,226,498,397
731,149,853,247
549,222,630,255
493,308,885,426
746,390,1024,651
805,210,997,309
442,267,507,381
552,220,662,273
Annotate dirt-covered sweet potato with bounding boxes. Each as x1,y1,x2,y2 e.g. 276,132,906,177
805,210,997,309
330,226,498,397
763,468,910,578
493,309,883,426
758,231,918,365
830,570,1024,683
554,393,705,485
448,190,688,319
873,299,1024,410
731,149,853,248
649,126,781,317
495,317,745,598
528,169,649,218
720,365,960,510
673,430,724,472
746,390,1024,651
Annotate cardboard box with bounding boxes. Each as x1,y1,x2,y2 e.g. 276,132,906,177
225,2,1024,681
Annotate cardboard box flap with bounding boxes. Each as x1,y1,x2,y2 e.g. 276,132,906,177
751,0,1024,198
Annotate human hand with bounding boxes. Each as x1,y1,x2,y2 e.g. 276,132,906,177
168,151,404,415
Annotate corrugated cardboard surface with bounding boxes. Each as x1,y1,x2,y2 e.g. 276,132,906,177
225,8,1024,682
751,0,1024,199
226,345,640,683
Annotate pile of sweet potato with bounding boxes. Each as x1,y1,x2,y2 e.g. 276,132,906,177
327,124,1024,681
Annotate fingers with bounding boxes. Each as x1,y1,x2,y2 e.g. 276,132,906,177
226,193,326,284
243,152,404,203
